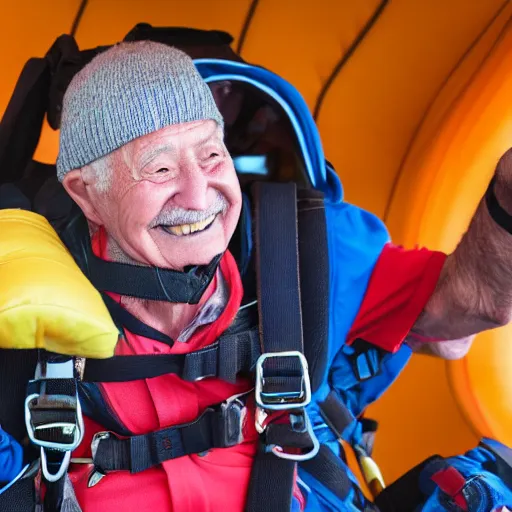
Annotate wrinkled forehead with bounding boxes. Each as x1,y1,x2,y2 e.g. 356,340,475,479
120,119,224,164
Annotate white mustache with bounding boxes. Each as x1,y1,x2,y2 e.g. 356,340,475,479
150,193,228,227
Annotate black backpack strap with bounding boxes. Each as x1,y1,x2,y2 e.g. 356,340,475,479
296,189,330,391
0,350,39,445
0,461,39,512
0,33,86,186
300,445,353,501
480,438,512,469
0,57,50,184
123,24,242,61
375,455,454,512
84,390,249,482
318,389,356,439
245,182,319,512
81,328,260,384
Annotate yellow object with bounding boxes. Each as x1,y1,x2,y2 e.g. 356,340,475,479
0,209,118,358
353,445,386,499
1,0,512,484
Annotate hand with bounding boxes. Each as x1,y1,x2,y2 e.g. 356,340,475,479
409,150,512,348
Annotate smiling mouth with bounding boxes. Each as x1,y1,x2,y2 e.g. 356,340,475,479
160,213,217,236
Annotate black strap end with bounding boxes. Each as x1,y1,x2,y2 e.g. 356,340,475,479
485,176,512,234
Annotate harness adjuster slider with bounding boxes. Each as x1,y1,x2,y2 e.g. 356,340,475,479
346,338,383,382
216,394,247,448
254,351,312,410
24,391,84,482
24,392,84,453
24,359,85,483
258,408,320,462
86,390,252,483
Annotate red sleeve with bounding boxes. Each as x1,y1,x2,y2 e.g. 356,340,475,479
346,243,447,353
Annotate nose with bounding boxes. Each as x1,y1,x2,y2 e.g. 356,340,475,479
172,163,209,211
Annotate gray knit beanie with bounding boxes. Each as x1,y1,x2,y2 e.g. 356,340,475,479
56,41,224,181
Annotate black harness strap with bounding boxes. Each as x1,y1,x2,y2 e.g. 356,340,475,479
92,395,246,474
300,445,352,500
87,249,221,304
296,190,330,392
0,58,50,184
246,451,296,512
318,389,356,439
24,354,84,512
245,182,308,512
253,182,305,392
374,455,443,512
0,462,38,512
82,328,260,383
0,349,38,445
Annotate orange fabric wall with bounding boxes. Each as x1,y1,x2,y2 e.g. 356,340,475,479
1,0,511,485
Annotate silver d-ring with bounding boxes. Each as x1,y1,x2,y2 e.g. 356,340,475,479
40,448,71,483
270,411,320,462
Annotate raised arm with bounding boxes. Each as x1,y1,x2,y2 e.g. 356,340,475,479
409,149,512,357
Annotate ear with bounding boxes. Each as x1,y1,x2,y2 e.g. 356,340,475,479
62,169,104,225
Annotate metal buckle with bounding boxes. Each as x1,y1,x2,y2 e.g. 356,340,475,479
24,384,84,483
255,351,311,410
267,410,320,462
23,359,84,483
39,448,71,483
217,390,249,447
84,431,112,488
25,390,84,483
346,339,382,382
24,392,84,452
91,431,111,461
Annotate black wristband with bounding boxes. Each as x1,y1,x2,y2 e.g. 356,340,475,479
485,176,512,234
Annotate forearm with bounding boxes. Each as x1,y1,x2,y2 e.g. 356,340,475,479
406,335,474,359
412,151,512,341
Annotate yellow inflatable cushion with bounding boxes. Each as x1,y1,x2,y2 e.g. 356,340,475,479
0,209,118,358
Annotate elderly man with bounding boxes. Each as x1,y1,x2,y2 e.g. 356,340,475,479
2,39,512,511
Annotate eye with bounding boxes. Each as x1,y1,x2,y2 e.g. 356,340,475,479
155,167,169,174
199,147,224,168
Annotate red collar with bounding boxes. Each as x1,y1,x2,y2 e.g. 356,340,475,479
91,227,244,353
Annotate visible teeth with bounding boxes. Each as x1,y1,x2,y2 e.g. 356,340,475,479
164,214,216,236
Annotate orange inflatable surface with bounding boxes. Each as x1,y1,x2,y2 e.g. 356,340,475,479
1,0,511,484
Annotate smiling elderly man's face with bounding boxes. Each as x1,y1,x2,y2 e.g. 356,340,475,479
64,119,242,270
